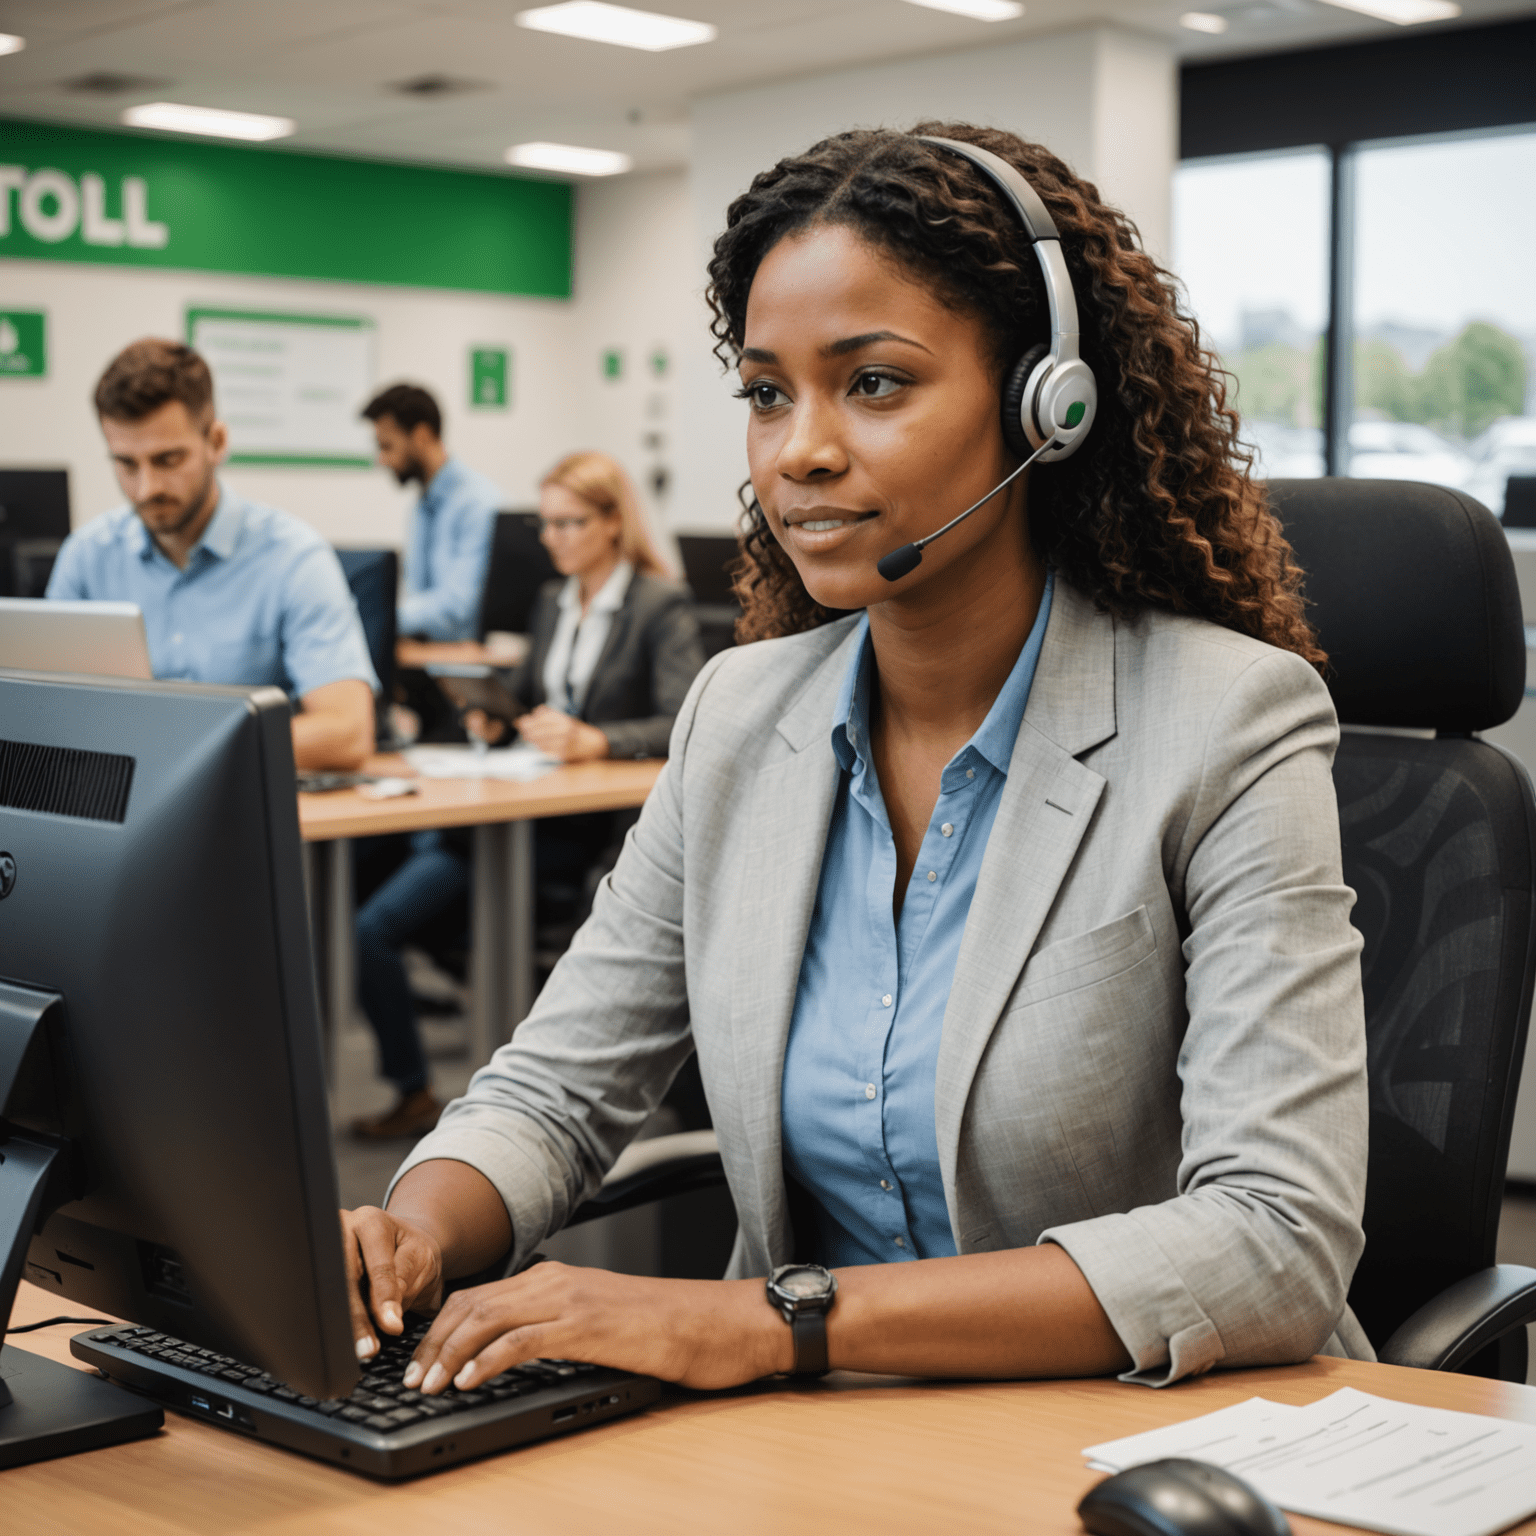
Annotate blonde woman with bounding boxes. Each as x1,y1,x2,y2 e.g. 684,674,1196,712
352,453,703,1141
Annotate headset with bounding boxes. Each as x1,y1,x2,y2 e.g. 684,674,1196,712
875,135,1098,582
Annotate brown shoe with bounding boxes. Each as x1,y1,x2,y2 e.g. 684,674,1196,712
352,1088,443,1141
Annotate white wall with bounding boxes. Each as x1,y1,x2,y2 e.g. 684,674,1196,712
0,167,694,553
673,24,1178,531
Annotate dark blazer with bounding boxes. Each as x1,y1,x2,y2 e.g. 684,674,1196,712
508,571,705,760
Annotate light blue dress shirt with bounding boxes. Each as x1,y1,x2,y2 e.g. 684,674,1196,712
781,571,1055,1268
46,490,379,699
399,457,501,641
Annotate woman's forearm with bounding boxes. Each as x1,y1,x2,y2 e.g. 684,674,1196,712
386,1159,513,1278
826,1245,1130,1379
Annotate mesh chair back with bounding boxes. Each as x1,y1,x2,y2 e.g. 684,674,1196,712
1272,479,1536,1354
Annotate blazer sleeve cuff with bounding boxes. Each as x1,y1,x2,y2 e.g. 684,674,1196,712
385,1116,580,1274
1039,1213,1227,1387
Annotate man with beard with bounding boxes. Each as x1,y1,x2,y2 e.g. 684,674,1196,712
46,338,377,770
362,384,501,642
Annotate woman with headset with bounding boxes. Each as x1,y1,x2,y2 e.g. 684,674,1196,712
340,124,1370,1393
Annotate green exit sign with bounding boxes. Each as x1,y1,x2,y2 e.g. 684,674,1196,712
0,310,46,377
470,347,509,409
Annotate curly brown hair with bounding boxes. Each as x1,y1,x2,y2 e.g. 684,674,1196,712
705,123,1323,668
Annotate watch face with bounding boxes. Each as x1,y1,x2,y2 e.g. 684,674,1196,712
776,1267,828,1299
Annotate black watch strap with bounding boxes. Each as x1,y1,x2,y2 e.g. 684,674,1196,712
790,1307,829,1376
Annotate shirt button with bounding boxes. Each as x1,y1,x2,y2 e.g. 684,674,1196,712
926,870,937,882
941,823,953,837
880,1179,892,1190
881,993,892,1008
864,1083,877,1100
894,1236,906,1249
966,768,975,780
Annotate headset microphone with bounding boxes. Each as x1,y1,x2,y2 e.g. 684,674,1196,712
876,435,1057,583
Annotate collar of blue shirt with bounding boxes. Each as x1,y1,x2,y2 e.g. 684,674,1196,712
830,567,1056,781
132,485,245,567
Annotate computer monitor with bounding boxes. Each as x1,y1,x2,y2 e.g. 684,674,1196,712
0,469,70,599
336,546,399,700
0,670,357,1467
0,598,153,679
476,510,557,639
676,534,741,609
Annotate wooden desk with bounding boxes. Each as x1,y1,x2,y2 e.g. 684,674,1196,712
8,1281,1535,1536
299,756,663,1068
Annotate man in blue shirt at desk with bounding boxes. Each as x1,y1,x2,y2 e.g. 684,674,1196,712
47,338,378,770
361,384,501,642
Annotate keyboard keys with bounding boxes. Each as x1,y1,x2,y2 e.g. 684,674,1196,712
363,1414,398,1431
385,1407,424,1426
338,1406,371,1423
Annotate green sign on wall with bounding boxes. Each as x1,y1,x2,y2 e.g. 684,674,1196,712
0,309,46,377
0,119,572,298
470,347,510,409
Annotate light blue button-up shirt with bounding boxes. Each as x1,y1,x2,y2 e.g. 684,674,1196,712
399,457,502,641
46,489,378,699
781,572,1054,1267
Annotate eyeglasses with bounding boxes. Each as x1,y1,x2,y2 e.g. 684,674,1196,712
541,515,594,535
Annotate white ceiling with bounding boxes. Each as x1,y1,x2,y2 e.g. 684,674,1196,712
0,0,1531,177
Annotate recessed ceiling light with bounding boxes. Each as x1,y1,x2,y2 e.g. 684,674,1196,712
900,0,1024,19
506,141,633,177
1179,11,1230,32
121,102,296,141
1315,0,1460,22
0,33,25,56
514,2,716,51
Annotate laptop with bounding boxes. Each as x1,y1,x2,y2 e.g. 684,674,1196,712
0,597,153,679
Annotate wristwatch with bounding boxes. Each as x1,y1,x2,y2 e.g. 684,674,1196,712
765,1263,838,1377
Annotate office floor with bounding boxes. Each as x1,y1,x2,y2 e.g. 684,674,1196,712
329,952,1536,1384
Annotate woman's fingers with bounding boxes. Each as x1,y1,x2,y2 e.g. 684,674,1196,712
405,1277,562,1393
340,1211,379,1359
341,1207,444,1359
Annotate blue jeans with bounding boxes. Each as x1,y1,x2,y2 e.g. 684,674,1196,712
355,831,469,1095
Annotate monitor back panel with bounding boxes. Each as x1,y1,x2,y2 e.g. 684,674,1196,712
0,599,153,679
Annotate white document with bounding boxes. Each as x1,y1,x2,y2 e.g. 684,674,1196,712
403,744,557,782
1083,1387,1536,1536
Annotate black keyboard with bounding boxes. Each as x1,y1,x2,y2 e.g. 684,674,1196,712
72,1319,660,1479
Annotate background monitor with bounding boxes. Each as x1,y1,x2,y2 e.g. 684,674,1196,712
0,599,153,680
0,670,358,1466
476,510,556,640
0,469,71,599
676,534,740,610
336,546,399,703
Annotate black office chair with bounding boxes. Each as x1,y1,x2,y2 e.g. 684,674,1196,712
335,547,399,705
569,478,1536,1372
477,510,557,640
1273,477,1536,1381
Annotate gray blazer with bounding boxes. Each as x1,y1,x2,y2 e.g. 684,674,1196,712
395,578,1372,1386
508,572,704,760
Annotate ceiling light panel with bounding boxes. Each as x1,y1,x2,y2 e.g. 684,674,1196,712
506,141,633,176
1314,0,1460,21
1179,11,1229,32
514,2,716,51
122,102,297,141
900,0,1024,18
0,33,24,56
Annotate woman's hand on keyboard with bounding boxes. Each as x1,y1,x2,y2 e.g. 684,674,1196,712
340,1206,445,1361
401,1263,792,1393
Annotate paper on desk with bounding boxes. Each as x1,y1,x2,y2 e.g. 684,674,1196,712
1083,1387,1536,1536
403,744,557,782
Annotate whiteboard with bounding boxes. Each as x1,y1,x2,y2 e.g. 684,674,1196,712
186,309,376,465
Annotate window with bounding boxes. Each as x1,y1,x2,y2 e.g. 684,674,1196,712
1173,149,1330,479
1350,128,1536,513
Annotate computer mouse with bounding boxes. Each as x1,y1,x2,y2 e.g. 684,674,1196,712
1077,1458,1291,1536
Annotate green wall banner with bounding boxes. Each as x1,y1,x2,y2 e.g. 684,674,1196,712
0,119,571,298
0,309,46,377
470,347,510,409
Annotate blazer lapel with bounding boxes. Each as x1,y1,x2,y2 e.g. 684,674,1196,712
932,581,1118,1221
728,622,860,1268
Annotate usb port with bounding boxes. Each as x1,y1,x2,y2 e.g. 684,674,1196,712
552,1407,577,1423
190,1395,211,1412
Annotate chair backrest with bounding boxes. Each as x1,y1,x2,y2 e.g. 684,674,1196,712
477,510,556,640
335,547,399,701
1271,478,1536,1352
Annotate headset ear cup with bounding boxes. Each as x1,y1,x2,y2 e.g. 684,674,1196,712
1002,344,1049,460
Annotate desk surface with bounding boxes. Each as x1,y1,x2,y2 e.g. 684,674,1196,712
299,754,664,841
8,1281,1535,1536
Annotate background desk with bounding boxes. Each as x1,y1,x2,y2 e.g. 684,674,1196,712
7,1280,1536,1535
300,756,663,1070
